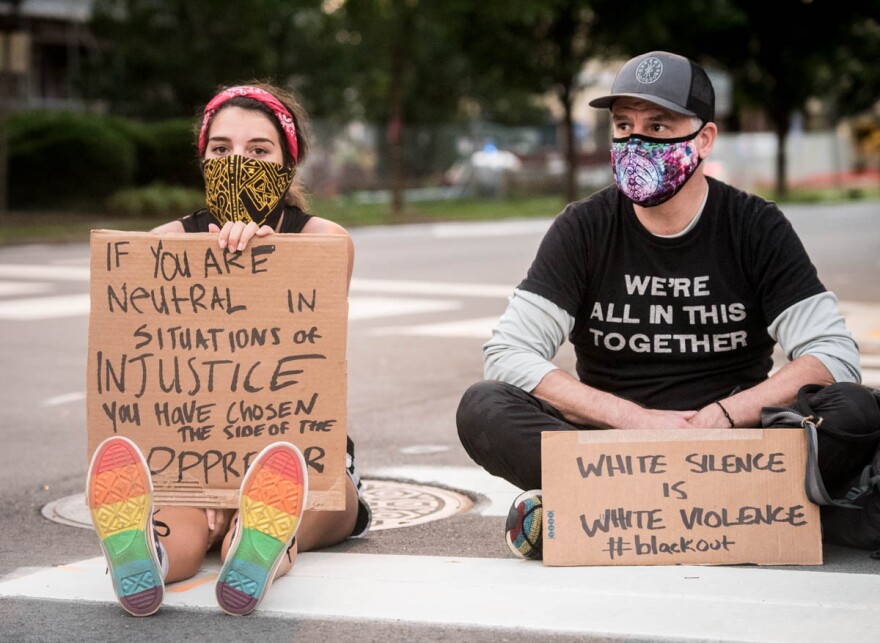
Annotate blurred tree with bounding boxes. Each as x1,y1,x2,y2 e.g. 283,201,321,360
705,0,880,196
320,0,478,219
87,0,329,119
459,0,731,202
86,0,879,204
90,0,489,219
593,0,880,196
462,1,599,204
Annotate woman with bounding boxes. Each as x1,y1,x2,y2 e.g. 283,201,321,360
87,82,370,617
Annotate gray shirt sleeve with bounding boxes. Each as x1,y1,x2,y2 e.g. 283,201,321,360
768,291,861,383
483,288,575,391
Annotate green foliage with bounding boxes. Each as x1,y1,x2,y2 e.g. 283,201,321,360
87,0,329,119
77,0,879,204
8,110,202,211
8,111,136,209
129,120,202,187
106,183,205,217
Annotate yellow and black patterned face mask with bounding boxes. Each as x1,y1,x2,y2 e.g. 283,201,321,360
203,155,295,227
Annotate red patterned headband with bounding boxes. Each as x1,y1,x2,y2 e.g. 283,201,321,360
198,86,299,163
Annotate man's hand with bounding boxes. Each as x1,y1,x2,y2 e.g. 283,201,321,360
209,220,274,251
686,403,731,429
534,369,701,429
621,407,698,430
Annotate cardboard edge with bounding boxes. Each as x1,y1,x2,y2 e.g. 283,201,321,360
540,429,823,567
560,428,770,444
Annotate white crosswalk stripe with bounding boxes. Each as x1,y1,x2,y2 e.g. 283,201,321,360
4,231,880,639
1,551,879,640
10,460,880,639
0,293,91,320
0,264,90,281
1,262,878,388
0,281,52,296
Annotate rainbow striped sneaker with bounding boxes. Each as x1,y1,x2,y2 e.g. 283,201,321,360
216,442,307,616
505,489,543,560
87,436,166,617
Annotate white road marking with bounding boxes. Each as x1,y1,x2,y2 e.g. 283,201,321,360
0,294,90,320
1,553,879,640
41,392,86,407
862,369,880,388
0,265,90,281
399,445,451,455
371,316,497,339
863,355,880,368
0,294,459,322
349,218,553,240
0,281,52,296
0,257,877,368
429,219,553,238
352,279,512,299
349,296,460,320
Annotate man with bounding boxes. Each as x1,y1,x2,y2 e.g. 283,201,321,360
456,51,862,560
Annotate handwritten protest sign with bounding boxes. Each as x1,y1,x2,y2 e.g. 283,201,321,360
542,429,821,566
87,230,348,510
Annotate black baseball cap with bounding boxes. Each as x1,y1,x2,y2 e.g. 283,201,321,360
589,51,715,123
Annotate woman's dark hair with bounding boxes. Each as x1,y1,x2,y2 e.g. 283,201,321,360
198,81,311,211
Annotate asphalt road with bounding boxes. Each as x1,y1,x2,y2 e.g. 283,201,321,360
1,199,879,641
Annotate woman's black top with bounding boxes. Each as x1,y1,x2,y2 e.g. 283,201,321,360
179,206,313,233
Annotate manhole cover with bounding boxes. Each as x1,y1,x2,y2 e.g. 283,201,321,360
363,479,472,531
42,479,472,532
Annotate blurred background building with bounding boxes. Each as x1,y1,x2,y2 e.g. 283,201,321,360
0,0,94,110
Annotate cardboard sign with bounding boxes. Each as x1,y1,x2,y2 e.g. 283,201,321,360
542,429,821,566
87,230,348,510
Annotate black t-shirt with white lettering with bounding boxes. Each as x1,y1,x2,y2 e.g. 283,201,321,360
518,177,825,410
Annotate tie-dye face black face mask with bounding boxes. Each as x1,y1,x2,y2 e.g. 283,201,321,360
203,155,295,227
611,128,703,208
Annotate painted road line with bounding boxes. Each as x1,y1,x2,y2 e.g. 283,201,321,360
1,553,879,641
348,218,553,240
0,281,52,297
0,265,91,281
0,295,458,322
370,316,498,339
429,219,553,238
41,392,86,407
367,465,519,517
349,296,461,320
0,293,90,320
351,279,512,299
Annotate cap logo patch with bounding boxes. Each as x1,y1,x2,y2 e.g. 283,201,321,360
635,57,663,84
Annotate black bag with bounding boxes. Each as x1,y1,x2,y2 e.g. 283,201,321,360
762,382,880,551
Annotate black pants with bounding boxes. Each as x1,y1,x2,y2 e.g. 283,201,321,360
456,379,877,494
457,380,588,491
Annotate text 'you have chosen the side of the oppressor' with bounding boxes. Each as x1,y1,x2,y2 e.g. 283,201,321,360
88,234,349,500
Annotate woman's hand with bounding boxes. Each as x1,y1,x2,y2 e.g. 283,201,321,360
209,220,274,251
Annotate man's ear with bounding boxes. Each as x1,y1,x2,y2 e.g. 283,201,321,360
697,122,718,159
